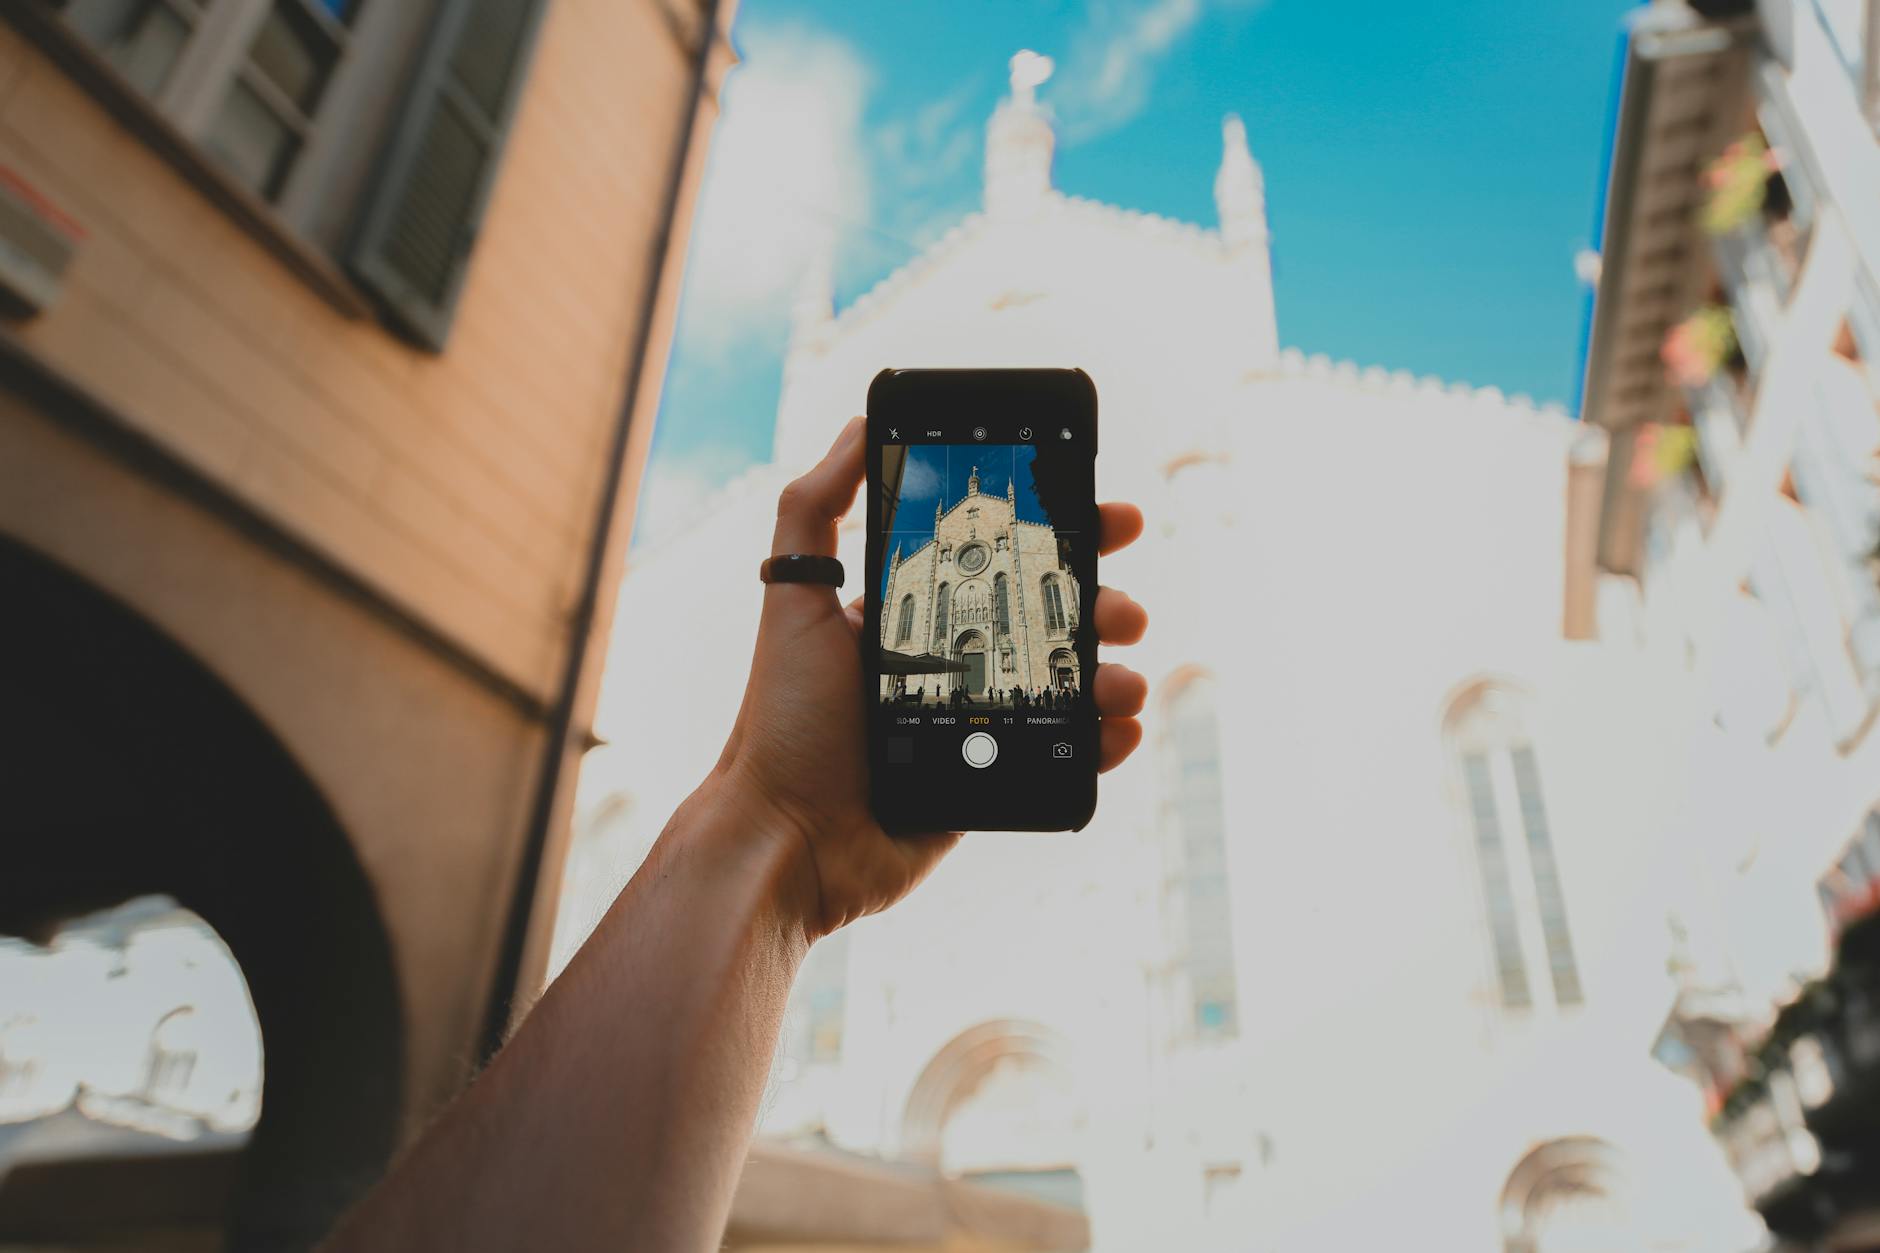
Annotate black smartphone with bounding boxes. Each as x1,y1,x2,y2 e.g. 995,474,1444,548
864,368,1100,833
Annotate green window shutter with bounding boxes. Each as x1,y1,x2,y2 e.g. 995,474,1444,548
348,0,552,350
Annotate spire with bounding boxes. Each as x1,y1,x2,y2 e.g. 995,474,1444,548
1215,114,1267,251
935,499,943,526
890,541,902,571
985,50,1056,217
1007,477,1015,502
1213,113,1280,365
969,465,980,495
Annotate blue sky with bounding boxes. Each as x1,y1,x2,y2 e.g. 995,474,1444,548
879,445,1052,598
635,0,1638,544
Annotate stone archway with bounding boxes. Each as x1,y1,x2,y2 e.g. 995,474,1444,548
0,538,404,1249
1047,647,1078,694
1500,1137,1629,1253
954,629,990,696
901,1019,1076,1168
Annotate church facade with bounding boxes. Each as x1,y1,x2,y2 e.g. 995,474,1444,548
557,51,1765,1253
880,467,1080,705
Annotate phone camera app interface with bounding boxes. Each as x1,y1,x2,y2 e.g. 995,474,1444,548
876,439,1088,769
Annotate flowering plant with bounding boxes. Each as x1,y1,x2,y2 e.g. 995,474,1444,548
1662,306,1738,387
1701,133,1782,235
1627,422,1699,490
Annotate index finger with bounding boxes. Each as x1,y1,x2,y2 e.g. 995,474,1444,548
1099,503,1144,556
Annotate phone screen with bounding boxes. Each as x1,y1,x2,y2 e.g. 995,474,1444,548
865,369,1098,833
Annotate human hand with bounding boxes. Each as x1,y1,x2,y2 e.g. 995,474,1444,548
710,416,1150,940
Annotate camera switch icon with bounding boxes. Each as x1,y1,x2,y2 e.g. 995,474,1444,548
1052,742,1073,759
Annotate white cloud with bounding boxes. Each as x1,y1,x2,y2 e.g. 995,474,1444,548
650,26,998,524
868,78,984,259
675,25,872,359
899,451,941,501
875,80,981,192
631,442,757,549
1574,247,1602,286
1053,0,1214,142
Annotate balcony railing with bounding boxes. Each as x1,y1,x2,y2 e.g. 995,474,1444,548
1757,0,1799,65
1689,374,1751,493
1712,226,1791,369
1810,0,1870,94
1791,357,1880,710
1759,0,1799,66
1851,266,1880,396
1747,502,1874,740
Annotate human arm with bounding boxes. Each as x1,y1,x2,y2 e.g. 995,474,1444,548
321,417,1150,1251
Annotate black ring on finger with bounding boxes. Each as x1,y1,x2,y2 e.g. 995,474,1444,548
760,554,845,587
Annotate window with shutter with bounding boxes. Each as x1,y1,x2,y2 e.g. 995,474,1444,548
58,0,376,205
347,0,549,349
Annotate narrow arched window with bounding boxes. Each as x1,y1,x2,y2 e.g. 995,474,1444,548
994,573,1010,635
1162,674,1238,1038
933,583,951,650
1446,683,1582,1011
144,1006,201,1099
895,595,916,645
1042,575,1065,633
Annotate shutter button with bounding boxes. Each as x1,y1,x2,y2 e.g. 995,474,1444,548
962,732,998,769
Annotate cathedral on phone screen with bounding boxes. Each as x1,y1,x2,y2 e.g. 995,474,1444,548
878,449,1082,716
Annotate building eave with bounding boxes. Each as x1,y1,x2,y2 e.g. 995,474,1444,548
897,536,936,567
1271,347,1573,424
936,490,1013,530
1580,6,1756,438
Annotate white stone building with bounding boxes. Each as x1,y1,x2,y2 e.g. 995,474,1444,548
555,51,1763,1253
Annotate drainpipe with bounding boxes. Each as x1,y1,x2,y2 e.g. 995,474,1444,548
480,0,729,1057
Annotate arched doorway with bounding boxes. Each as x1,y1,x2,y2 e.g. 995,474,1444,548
954,629,990,697
901,1020,1083,1184
0,538,403,1250
1500,1137,1629,1253
1047,648,1078,695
